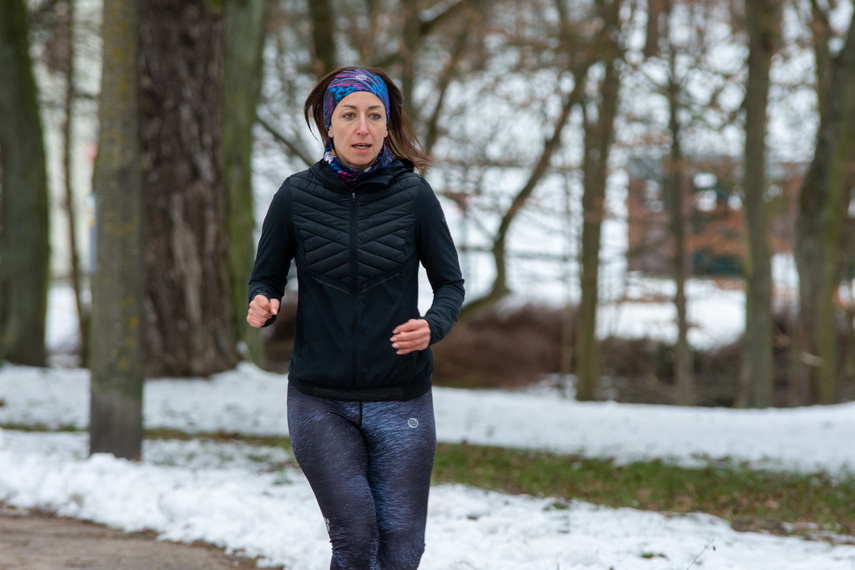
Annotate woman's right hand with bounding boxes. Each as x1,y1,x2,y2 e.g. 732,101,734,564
247,295,280,328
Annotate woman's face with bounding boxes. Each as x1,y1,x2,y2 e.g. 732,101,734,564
327,91,388,170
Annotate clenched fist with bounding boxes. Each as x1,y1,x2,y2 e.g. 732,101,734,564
390,319,431,355
247,295,280,328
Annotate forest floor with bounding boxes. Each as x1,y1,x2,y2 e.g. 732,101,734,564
0,504,277,570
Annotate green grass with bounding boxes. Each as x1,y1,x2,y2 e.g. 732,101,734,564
0,421,80,433
431,442,855,543
6,423,854,543
145,427,294,451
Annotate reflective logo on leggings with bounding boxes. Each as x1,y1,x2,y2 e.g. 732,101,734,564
408,418,419,428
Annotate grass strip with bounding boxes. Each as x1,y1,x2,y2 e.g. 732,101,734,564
431,442,855,543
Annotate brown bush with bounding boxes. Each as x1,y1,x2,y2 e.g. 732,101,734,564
264,295,299,373
261,299,850,407
266,299,567,391
431,303,564,389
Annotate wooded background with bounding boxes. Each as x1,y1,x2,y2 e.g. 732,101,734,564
1,0,854,456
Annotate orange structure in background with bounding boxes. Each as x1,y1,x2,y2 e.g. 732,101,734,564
625,155,805,278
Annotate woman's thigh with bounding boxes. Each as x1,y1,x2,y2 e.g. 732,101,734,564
287,386,436,569
362,391,436,565
287,386,379,567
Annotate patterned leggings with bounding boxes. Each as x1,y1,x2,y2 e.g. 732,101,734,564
287,384,436,570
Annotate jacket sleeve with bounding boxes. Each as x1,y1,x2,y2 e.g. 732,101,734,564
415,180,465,344
248,180,296,327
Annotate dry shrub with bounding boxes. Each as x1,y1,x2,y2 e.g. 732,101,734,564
431,303,564,389
597,307,793,407
264,296,299,373
600,336,664,379
263,299,565,388
261,298,850,407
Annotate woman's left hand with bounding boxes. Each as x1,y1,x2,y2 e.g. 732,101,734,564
391,319,431,355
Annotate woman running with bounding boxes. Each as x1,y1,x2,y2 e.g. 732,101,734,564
247,66,465,569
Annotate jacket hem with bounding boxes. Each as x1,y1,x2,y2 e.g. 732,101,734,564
288,371,432,402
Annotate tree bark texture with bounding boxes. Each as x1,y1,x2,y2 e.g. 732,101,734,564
89,0,145,459
737,0,776,408
0,0,51,366
224,0,267,368
140,0,238,377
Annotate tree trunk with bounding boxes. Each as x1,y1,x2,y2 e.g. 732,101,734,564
224,0,267,368
0,0,50,367
665,53,694,406
575,0,622,402
793,2,832,406
398,0,422,119
794,124,827,405
576,55,621,402
307,0,336,78
61,0,90,365
844,259,855,402
358,0,381,63
795,6,855,405
89,0,145,460
737,0,776,408
817,14,855,405
140,0,238,377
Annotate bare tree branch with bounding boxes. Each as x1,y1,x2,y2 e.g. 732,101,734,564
257,115,315,168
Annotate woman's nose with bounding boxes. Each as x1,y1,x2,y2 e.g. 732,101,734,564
355,116,369,134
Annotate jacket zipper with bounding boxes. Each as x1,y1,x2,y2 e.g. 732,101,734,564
350,191,359,387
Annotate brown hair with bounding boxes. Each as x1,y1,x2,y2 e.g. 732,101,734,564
304,66,431,171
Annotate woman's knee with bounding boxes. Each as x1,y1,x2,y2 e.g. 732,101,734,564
376,530,426,570
329,518,380,570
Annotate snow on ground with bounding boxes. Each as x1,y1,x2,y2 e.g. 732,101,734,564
2,363,855,569
4,363,855,474
2,282,854,568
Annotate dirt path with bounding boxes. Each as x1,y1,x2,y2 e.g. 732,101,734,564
0,505,282,570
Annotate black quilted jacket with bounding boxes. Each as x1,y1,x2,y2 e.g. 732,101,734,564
248,159,465,401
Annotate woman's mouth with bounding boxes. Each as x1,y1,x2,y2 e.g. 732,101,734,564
353,143,372,150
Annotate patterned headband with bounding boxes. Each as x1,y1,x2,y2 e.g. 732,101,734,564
322,69,391,131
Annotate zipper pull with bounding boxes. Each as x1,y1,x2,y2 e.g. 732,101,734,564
352,192,356,202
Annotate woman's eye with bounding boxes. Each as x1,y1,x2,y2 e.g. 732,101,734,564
370,113,383,121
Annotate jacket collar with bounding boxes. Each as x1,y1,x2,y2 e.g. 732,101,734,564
309,158,415,194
